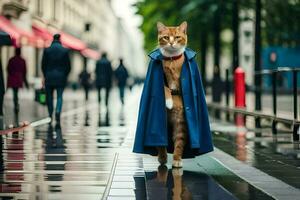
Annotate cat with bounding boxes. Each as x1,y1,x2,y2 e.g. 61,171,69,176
156,21,188,168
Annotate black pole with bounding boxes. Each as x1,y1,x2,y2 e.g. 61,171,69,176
254,0,262,127
293,70,299,141
212,1,223,118
293,70,298,120
225,68,230,121
232,0,239,72
213,4,221,75
272,71,277,135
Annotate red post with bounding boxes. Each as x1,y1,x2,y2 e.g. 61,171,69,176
234,67,246,126
234,67,246,107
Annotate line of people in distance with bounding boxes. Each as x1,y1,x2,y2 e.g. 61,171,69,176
79,53,130,106
6,34,130,125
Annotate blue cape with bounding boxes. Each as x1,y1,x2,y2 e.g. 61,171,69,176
133,48,213,158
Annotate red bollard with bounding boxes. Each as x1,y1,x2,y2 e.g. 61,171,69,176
234,67,246,107
234,67,246,126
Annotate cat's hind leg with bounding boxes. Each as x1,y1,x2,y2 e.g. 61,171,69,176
157,147,168,165
172,120,187,168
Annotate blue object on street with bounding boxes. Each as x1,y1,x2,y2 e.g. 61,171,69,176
133,48,214,158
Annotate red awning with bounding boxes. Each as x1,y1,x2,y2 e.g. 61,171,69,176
32,24,52,48
59,31,86,51
0,15,36,47
81,48,100,60
32,24,93,55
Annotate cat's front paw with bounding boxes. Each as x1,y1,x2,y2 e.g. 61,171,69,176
166,99,173,109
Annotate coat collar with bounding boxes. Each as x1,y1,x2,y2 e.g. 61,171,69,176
51,40,62,45
148,48,196,61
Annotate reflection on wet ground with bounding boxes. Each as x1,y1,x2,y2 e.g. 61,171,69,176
0,107,126,199
212,120,300,189
1,88,298,199
145,166,236,200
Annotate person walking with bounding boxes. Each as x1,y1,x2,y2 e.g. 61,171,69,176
95,52,113,106
42,34,71,124
79,68,91,101
114,58,129,105
7,48,28,113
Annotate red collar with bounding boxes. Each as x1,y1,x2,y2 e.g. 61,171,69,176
163,54,183,61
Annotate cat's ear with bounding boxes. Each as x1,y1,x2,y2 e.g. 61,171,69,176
179,21,187,34
157,22,167,33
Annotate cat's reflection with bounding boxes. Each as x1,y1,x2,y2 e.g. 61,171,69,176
155,165,192,200
172,168,192,200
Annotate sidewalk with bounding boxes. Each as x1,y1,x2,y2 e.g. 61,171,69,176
0,86,299,199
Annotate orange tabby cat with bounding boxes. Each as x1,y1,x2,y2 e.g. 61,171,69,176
156,21,188,168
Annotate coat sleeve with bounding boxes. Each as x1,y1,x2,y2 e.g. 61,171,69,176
133,60,154,153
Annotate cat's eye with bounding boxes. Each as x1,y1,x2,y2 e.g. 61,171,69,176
163,36,169,40
175,36,181,39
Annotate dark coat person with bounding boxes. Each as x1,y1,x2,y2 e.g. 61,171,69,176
95,53,113,105
79,69,91,100
115,59,129,105
42,36,71,87
6,48,28,112
133,48,213,158
41,34,71,123
95,53,113,88
7,49,27,89
115,59,129,87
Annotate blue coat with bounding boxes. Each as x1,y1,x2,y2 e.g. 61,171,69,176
133,48,213,158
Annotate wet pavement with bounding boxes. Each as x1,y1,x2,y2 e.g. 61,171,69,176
0,87,300,199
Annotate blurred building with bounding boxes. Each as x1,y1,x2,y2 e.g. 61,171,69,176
0,0,145,87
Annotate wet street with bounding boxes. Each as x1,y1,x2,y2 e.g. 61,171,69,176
1,87,300,200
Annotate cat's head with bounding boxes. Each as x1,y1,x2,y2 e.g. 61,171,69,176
157,21,187,57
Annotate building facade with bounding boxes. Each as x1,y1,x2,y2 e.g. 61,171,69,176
0,0,145,87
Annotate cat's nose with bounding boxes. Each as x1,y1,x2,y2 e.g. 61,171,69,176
170,36,174,43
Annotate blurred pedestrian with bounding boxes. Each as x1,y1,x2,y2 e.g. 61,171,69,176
79,68,91,100
42,34,71,124
114,58,129,105
95,52,113,106
6,48,28,113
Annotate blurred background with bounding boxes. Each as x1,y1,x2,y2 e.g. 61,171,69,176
134,0,300,121
0,0,147,89
1,0,300,90
0,1,299,199
0,0,300,118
